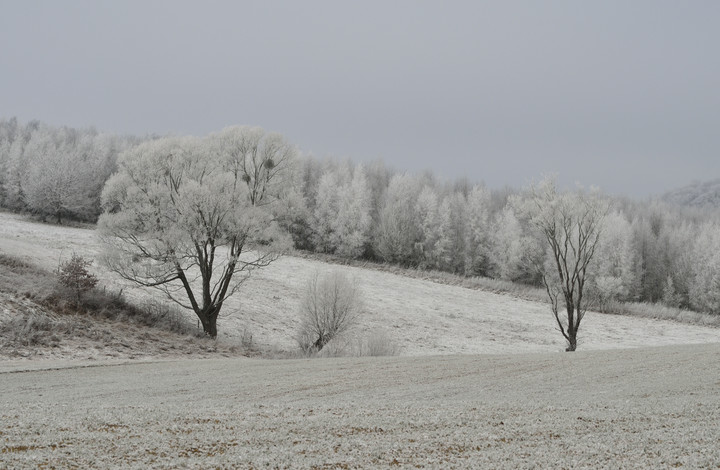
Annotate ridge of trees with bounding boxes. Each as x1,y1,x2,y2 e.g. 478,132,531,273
663,178,720,209
2,117,720,317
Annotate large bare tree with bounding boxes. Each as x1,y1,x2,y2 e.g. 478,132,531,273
98,126,295,338
519,177,609,351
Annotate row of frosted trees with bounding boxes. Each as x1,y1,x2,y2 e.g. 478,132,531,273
1,118,719,315
290,158,720,315
0,118,144,223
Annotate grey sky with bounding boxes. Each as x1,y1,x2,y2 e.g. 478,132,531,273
2,1,718,197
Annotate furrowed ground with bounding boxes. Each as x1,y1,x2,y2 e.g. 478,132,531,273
1,344,719,468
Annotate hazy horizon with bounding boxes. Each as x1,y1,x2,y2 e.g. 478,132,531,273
2,0,718,197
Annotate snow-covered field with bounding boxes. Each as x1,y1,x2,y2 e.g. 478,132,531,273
1,211,719,356
2,343,719,468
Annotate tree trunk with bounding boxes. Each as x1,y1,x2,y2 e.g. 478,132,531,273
314,335,328,351
204,315,218,338
566,331,577,352
565,302,577,352
197,306,219,339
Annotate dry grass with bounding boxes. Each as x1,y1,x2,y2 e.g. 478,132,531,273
0,252,197,334
598,300,720,328
0,253,253,360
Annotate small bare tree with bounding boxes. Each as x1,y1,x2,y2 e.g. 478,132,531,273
297,270,362,353
518,177,609,351
58,253,99,307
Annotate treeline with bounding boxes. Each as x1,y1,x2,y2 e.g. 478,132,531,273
289,158,720,315
2,117,719,315
0,117,145,223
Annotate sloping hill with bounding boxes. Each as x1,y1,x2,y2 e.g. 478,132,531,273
0,284,243,362
663,178,720,209
0,211,719,356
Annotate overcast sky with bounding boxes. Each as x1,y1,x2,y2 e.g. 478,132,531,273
2,1,718,197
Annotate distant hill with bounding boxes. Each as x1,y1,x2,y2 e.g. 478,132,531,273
663,179,720,209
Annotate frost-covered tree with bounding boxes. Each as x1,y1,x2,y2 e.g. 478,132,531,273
0,119,135,222
4,124,35,211
416,185,441,268
332,164,372,258
629,203,675,303
23,129,95,223
488,206,538,282
83,133,127,220
98,127,294,337
591,210,635,305
288,156,323,249
374,173,422,265
434,192,468,273
0,140,8,206
275,183,311,251
662,275,682,308
464,185,491,276
312,169,340,253
689,222,720,314
364,159,393,229
661,220,695,308
517,177,609,351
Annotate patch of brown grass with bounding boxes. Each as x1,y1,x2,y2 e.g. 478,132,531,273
0,251,253,359
0,250,199,336
1,445,41,453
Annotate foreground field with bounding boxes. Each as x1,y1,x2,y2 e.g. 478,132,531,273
1,212,720,356
2,343,719,468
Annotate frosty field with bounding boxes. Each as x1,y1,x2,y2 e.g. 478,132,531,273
1,212,720,468
1,211,720,357
2,343,720,468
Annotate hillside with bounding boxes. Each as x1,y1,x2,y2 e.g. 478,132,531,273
0,269,244,362
1,212,719,357
1,343,719,468
663,178,720,209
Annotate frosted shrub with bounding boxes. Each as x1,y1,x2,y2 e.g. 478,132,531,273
296,270,362,354
360,329,400,357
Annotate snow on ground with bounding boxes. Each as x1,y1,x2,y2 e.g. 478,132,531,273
1,343,719,468
1,211,719,356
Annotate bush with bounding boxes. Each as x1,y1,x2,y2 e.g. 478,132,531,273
296,270,362,354
358,329,400,357
57,253,98,306
306,329,400,358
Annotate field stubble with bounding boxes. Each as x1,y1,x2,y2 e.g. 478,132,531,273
1,343,719,468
